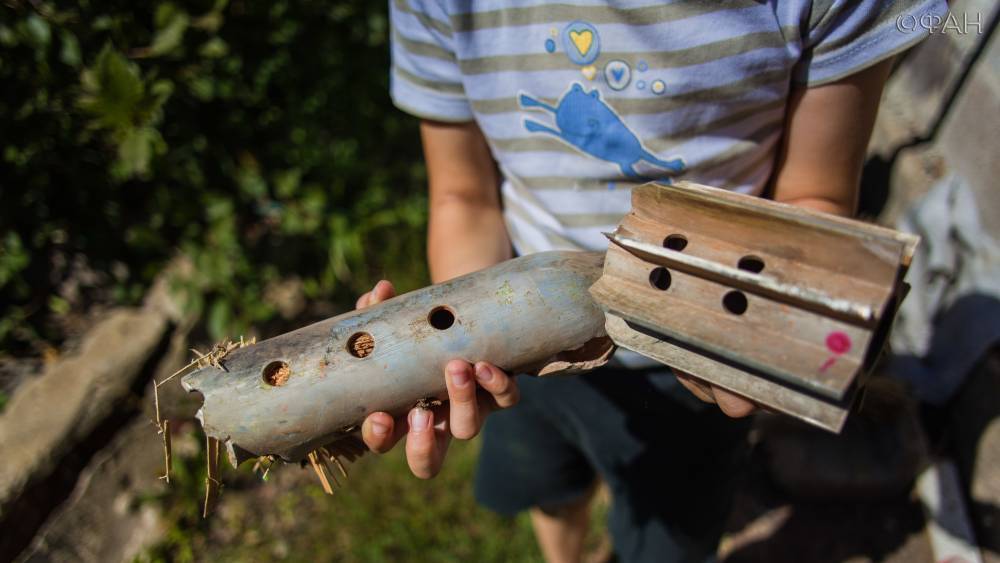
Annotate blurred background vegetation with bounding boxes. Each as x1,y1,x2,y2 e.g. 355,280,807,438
140,430,558,562
0,1,577,560
0,0,430,356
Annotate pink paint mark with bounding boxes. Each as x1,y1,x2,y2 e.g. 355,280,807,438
819,331,852,372
826,332,852,354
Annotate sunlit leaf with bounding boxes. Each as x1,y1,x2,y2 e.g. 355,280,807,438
114,126,162,178
0,25,16,47
78,44,145,130
59,30,81,67
0,232,29,289
149,8,189,56
199,37,228,58
48,295,70,315
23,15,50,47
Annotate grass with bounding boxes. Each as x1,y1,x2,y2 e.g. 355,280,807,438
140,434,609,562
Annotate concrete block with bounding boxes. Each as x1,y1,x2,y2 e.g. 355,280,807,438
871,0,999,156
938,29,1000,238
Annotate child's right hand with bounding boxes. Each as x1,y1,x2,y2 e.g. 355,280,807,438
673,369,757,418
355,280,520,479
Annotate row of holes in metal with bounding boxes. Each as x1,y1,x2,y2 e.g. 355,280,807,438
262,305,458,386
653,234,765,316
347,305,457,359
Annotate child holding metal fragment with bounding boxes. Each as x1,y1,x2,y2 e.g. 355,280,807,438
357,1,945,561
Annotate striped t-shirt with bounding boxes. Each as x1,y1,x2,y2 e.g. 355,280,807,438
390,0,946,255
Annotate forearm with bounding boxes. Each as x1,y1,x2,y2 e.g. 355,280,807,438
419,119,511,283
773,195,853,217
428,194,511,283
769,60,893,220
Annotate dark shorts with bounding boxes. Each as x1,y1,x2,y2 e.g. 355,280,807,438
474,366,751,563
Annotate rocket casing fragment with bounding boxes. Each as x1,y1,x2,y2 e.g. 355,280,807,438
182,251,610,466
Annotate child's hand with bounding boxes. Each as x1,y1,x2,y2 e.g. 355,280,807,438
355,280,520,479
673,370,757,418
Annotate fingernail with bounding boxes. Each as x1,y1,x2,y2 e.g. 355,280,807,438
449,364,470,387
371,420,389,436
475,363,494,383
411,408,429,431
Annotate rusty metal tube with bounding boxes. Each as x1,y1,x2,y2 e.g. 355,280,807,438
182,251,610,466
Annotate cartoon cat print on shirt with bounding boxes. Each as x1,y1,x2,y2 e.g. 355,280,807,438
520,83,685,179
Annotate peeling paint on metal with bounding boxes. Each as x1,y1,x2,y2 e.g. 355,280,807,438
496,280,515,305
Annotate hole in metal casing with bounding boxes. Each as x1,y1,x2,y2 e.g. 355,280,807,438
347,332,375,358
723,291,748,315
663,234,688,251
648,267,672,291
738,255,765,274
428,306,456,330
262,361,291,386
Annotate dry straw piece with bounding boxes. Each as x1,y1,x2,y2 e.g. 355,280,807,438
154,334,363,515
204,436,221,517
303,444,357,495
152,336,255,514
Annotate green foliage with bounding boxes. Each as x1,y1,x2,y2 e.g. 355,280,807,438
77,44,172,178
0,0,428,351
138,437,611,561
140,440,550,562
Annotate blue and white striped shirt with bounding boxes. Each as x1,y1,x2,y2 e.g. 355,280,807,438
390,0,945,254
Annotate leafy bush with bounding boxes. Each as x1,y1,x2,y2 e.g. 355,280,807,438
0,0,428,351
